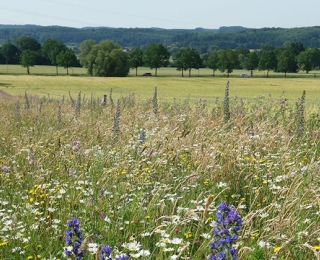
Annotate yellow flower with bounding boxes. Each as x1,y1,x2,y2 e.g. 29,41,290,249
27,256,33,260
0,241,8,246
314,245,320,250
185,231,192,239
274,246,281,253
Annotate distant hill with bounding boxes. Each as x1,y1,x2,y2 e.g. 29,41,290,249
1,24,320,53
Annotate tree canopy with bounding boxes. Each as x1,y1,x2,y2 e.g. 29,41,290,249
56,48,80,75
258,50,277,77
79,40,130,77
243,51,260,77
129,48,144,76
42,38,68,74
173,48,202,77
20,50,37,74
218,49,240,77
143,44,170,76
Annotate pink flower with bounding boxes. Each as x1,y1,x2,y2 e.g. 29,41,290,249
72,141,81,151
1,165,9,171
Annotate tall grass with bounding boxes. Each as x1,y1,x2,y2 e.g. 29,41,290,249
0,83,320,259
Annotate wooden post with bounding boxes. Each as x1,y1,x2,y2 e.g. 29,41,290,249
103,95,107,105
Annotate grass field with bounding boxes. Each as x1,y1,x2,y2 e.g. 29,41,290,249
1,65,320,78
0,66,320,111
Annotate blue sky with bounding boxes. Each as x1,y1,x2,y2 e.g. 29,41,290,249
0,0,319,29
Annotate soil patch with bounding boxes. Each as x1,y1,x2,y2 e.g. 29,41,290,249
0,89,14,99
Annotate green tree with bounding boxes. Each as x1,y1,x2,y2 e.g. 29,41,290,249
276,49,296,77
243,51,259,77
56,48,79,75
206,51,220,76
79,39,98,76
173,48,188,76
284,41,305,56
311,48,320,67
41,38,67,75
16,36,41,52
173,48,202,77
129,48,144,76
93,48,129,77
143,44,170,76
16,36,41,65
0,48,5,64
218,49,239,77
79,40,130,77
258,50,277,77
297,49,313,73
1,43,20,64
20,50,37,74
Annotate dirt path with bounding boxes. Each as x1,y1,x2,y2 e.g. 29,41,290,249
0,89,15,99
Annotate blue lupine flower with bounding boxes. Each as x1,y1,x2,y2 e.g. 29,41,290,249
208,202,242,260
64,217,84,259
115,254,129,260
99,245,112,260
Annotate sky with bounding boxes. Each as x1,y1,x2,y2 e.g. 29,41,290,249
0,0,320,29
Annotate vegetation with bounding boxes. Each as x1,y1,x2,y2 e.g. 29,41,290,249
173,48,202,77
2,25,320,52
142,44,170,77
78,40,130,77
1,72,320,110
2,22,320,79
3,31,320,78
0,83,319,259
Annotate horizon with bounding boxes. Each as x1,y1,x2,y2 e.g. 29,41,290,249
0,23,317,31
0,0,319,30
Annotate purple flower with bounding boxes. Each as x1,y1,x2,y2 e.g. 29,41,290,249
99,245,112,260
208,202,242,260
1,165,9,171
64,217,84,259
115,254,129,260
72,141,81,151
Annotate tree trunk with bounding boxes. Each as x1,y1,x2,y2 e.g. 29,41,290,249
135,67,138,76
212,70,215,76
155,68,157,77
189,68,191,77
27,66,30,75
181,70,184,77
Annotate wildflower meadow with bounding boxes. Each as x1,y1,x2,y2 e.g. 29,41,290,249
0,82,320,259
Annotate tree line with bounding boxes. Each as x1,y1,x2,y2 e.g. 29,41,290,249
79,40,320,77
1,36,320,77
0,36,80,74
2,25,320,54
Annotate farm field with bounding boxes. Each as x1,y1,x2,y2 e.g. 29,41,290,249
1,65,320,78
0,66,320,110
0,67,320,259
